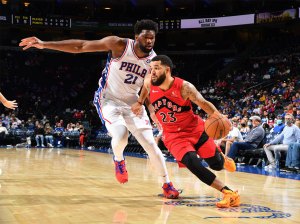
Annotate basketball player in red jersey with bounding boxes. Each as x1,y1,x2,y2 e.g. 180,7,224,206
0,92,18,110
132,55,240,208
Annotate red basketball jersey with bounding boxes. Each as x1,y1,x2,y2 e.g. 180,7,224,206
150,77,215,161
149,77,203,133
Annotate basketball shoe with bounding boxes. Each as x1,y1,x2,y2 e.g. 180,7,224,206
216,147,236,172
114,159,128,184
162,182,179,199
216,190,240,208
223,156,236,172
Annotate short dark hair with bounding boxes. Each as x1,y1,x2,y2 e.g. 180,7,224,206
134,19,158,35
151,55,174,71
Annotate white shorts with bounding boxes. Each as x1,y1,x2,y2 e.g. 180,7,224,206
94,90,151,134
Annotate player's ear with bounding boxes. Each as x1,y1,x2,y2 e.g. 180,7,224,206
166,66,171,73
134,34,139,41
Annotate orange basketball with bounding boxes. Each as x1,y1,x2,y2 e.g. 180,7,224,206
205,113,231,140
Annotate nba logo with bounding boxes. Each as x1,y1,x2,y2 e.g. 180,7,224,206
146,59,151,63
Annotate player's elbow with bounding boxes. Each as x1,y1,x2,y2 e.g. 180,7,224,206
74,45,85,53
74,41,89,53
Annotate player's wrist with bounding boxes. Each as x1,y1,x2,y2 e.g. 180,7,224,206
39,41,45,49
137,99,143,105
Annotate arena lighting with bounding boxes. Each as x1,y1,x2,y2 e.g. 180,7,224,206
24,1,30,7
1,0,7,5
104,7,111,10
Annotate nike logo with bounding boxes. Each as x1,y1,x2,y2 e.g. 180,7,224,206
171,91,178,97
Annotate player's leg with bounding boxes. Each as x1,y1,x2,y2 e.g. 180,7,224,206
106,124,129,183
106,124,129,161
204,149,224,171
133,129,179,198
124,107,179,198
181,151,240,208
94,97,129,160
198,136,236,172
93,93,129,183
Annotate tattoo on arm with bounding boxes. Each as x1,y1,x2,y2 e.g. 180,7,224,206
181,81,217,115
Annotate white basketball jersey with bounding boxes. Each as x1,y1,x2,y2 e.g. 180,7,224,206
98,39,156,105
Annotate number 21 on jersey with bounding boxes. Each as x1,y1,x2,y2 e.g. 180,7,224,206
124,74,138,84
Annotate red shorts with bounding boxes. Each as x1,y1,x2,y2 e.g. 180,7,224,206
163,127,216,162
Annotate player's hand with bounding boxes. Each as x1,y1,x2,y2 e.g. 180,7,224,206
263,143,270,149
3,100,18,110
131,102,143,116
19,37,44,50
208,111,222,119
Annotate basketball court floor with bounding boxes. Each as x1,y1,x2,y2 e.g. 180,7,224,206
0,147,299,224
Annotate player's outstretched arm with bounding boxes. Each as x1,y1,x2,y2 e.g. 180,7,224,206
19,36,126,54
181,81,220,116
0,92,18,110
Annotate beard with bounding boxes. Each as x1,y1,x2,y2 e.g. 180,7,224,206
138,43,152,53
151,72,166,86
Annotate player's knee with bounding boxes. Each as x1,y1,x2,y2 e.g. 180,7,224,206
205,150,224,171
181,152,216,186
209,163,223,171
117,135,128,146
181,152,200,169
111,133,128,149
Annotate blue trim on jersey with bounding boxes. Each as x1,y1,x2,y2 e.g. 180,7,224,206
99,53,112,88
95,53,113,125
93,87,105,125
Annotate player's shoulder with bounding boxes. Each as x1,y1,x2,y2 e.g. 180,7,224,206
105,36,128,48
180,80,198,98
181,80,194,90
107,37,131,58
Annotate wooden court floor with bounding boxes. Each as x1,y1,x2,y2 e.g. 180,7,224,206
0,147,299,224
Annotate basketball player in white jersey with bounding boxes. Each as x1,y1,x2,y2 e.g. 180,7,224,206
0,92,18,110
19,19,179,199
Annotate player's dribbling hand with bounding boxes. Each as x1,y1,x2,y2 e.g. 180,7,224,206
131,102,143,116
19,37,44,50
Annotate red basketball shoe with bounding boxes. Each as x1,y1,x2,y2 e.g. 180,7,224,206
162,182,179,199
114,159,128,184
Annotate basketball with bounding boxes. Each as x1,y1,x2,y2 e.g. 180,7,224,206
205,113,231,140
